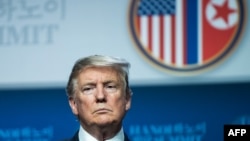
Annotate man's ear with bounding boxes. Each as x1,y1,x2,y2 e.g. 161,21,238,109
125,90,132,111
69,97,78,115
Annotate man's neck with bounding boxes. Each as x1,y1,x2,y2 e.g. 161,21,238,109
80,123,122,141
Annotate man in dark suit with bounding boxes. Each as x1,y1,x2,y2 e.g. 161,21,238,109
66,55,132,141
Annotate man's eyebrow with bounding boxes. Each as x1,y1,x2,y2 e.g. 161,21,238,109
103,80,122,86
80,79,120,86
80,82,96,87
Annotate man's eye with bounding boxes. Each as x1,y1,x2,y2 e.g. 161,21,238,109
83,87,92,91
81,87,95,94
108,85,116,88
105,84,118,93
107,84,117,89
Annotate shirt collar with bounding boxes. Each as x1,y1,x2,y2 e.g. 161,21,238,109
78,125,124,141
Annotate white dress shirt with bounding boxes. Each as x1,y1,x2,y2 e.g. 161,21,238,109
78,125,125,141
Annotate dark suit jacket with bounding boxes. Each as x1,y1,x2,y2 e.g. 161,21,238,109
68,130,130,141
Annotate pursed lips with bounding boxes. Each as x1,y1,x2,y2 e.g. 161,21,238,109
93,108,112,114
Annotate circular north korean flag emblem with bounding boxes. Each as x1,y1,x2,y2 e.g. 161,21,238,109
128,0,246,74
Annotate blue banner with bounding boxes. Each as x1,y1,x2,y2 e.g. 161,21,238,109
0,82,250,141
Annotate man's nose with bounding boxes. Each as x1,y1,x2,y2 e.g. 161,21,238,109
95,85,107,103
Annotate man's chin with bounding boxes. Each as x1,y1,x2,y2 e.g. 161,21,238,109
94,116,116,127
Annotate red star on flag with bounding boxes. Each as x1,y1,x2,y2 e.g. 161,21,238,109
212,0,237,24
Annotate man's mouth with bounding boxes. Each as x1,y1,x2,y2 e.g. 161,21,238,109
93,108,112,114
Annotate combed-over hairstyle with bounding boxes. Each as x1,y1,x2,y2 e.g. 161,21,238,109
66,55,131,97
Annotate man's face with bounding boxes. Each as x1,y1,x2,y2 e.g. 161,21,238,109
69,67,131,128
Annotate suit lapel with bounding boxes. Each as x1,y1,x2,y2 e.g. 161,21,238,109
124,132,130,141
70,131,79,141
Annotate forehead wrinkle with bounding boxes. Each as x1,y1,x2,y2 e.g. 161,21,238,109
78,67,122,85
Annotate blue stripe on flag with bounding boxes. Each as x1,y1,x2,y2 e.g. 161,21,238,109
187,0,198,64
